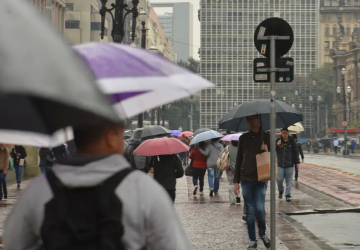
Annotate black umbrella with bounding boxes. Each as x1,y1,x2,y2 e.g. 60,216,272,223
193,128,211,137
0,0,120,147
141,125,171,139
219,100,303,131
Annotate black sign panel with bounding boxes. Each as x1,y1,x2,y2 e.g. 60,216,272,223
254,18,294,58
253,57,294,83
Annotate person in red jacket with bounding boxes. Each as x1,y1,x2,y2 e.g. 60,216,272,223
189,141,207,196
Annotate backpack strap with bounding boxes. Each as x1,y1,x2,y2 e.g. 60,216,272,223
101,168,133,194
46,170,67,196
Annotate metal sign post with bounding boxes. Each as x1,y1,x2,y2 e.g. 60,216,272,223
254,18,294,250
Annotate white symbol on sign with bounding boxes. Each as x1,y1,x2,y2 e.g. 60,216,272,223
342,121,348,127
258,26,266,39
286,61,294,66
255,74,267,81
279,77,284,82
257,62,265,67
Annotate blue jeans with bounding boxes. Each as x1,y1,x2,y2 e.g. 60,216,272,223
207,167,221,193
0,171,6,199
14,164,23,184
277,166,294,197
241,181,268,241
40,166,53,174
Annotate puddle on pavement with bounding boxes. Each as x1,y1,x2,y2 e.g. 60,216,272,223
291,213,360,249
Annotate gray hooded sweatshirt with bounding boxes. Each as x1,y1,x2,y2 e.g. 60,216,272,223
199,142,223,168
3,154,193,250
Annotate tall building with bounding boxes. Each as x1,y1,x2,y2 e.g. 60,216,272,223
320,0,360,66
29,0,66,36
64,0,110,44
199,0,319,134
152,2,194,62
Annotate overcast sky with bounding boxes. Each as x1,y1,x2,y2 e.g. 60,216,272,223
150,0,200,60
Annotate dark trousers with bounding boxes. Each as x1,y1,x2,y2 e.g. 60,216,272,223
334,146,338,154
166,189,176,203
294,166,299,180
0,171,6,199
192,167,206,192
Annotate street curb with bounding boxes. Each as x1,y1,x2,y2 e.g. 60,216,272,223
303,163,360,178
285,207,360,216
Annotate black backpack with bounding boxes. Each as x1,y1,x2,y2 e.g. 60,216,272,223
41,168,132,250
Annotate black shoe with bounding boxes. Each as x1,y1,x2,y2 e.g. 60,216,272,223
242,214,246,221
278,191,283,199
17,184,20,189
247,241,258,250
210,189,214,197
260,234,271,249
236,197,241,204
286,195,292,202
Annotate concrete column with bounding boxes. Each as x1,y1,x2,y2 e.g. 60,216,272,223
23,146,41,177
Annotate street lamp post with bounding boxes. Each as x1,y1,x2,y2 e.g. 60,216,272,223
337,68,349,155
309,95,314,142
347,85,352,125
99,0,139,43
317,95,322,136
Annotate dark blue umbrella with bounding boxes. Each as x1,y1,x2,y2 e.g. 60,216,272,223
219,100,303,132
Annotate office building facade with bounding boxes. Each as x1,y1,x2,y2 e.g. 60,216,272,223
152,2,194,61
199,0,319,134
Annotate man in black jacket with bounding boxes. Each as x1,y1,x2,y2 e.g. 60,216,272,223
234,115,271,250
276,128,300,202
292,134,304,181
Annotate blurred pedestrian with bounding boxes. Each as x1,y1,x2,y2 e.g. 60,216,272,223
199,138,223,196
152,154,184,202
189,141,207,196
334,139,339,154
234,115,271,250
11,145,27,189
52,144,67,160
4,121,193,250
0,144,9,200
276,128,300,201
292,134,304,181
351,139,356,154
124,129,151,173
223,140,241,205
179,135,190,166
38,148,56,174
306,140,311,152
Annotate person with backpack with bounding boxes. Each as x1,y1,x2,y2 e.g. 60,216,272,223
11,145,27,189
189,141,207,196
124,128,151,173
276,128,300,201
38,148,56,174
291,134,304,181
0,144,9,200
234,115,271,250
199,138,223,196
152,154,184,202
3,120,193,250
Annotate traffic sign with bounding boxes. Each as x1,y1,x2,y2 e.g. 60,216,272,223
254,18,294,58
253,57,294,83
342,121,348,127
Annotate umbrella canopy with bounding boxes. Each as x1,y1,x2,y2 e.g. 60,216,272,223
179,131,194,137
74,43,214,118
133,137,189,156
141,125,171,139
288,122,304,132
190,130,224,146
193,128,211,137
0,0,120,147
219,100,303,131
221,133,242,141
171,130,182,137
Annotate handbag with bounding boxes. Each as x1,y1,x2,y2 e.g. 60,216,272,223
185,165,193,176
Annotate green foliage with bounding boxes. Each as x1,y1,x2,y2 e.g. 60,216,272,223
349,121,360,129
177,57,200,74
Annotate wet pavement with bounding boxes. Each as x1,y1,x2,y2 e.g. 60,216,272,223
304,154,360,175
0,162,359,249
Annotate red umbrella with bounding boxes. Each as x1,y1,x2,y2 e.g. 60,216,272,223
133,137,189,156
179,131,193,137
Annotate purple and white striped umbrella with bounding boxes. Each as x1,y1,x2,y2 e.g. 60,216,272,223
74,43,214,118
221,133,242,141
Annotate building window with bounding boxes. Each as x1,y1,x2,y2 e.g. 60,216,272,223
324,0,331,6
346,14,352,22
324,14,330,21
332,0,339,6
325,27,330,35
325,41,330,48
333,27,337,36
346,27,351,35
65,20,80,29
355,14,359,21
65,3,73,11
91,22,100,30
333,41,337,48
355,0,359,6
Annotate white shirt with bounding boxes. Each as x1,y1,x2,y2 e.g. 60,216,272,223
334,140,339,146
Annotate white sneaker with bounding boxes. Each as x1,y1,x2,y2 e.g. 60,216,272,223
199,192,204,196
